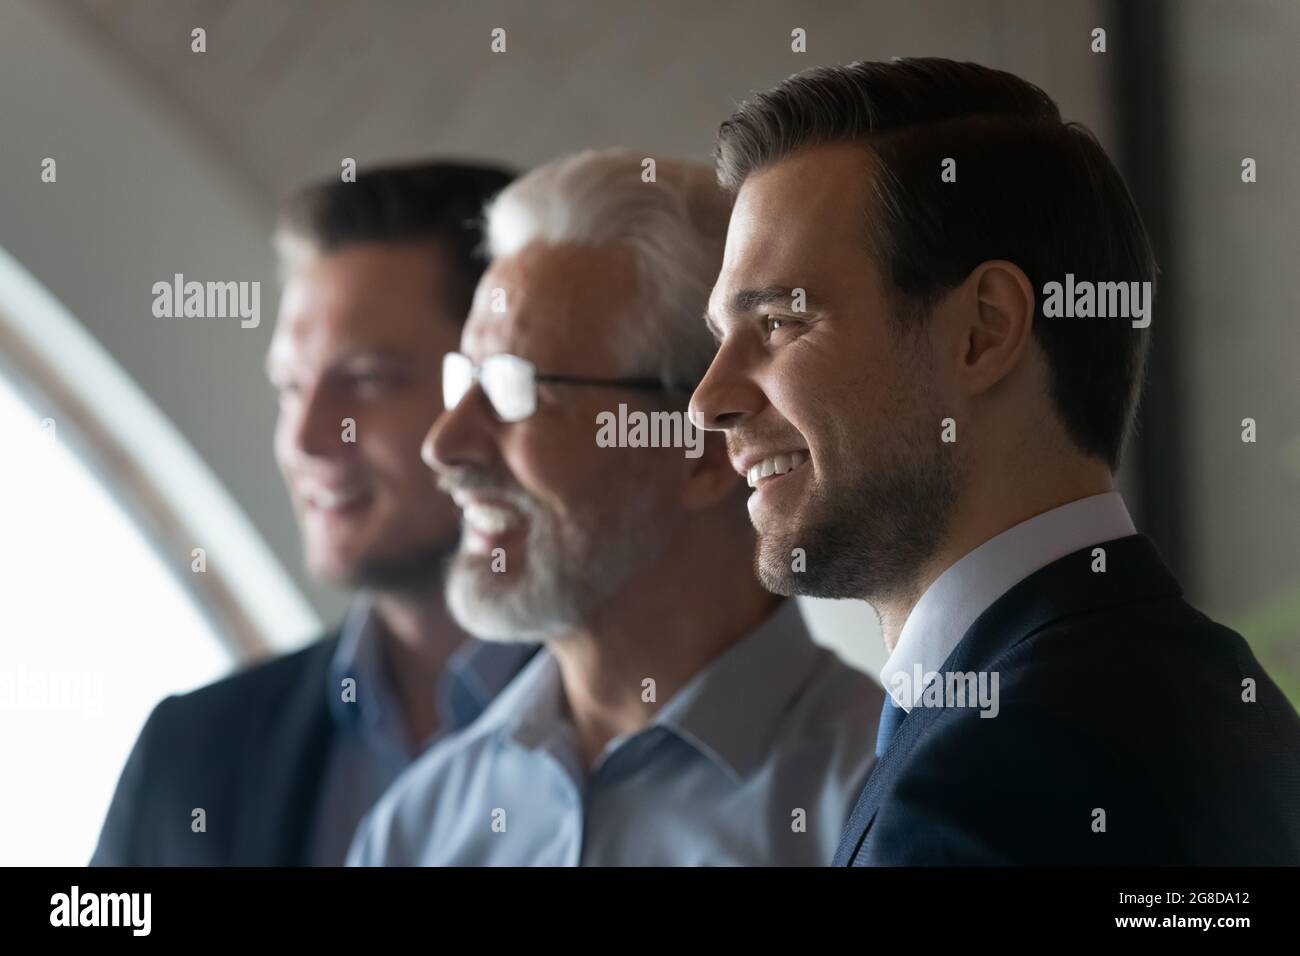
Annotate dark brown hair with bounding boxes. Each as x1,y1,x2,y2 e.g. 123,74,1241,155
275,161,515,321
716,58,1156,469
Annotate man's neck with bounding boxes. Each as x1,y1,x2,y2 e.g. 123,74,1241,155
547,537,780,770
370,587,468,752
873,460,1116,653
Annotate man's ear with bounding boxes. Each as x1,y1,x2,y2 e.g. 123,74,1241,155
680,429,743,511
952,260,1036,398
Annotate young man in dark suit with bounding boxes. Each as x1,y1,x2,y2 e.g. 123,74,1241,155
92,162,532,865
690,58,1300,865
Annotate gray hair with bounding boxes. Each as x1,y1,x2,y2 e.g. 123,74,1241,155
484,149,729,392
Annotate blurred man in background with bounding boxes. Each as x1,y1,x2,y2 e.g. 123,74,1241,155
348,150,882,866
92,162,531,865
691,58,1300,865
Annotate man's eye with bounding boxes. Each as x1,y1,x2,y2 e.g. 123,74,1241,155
762,316,798,338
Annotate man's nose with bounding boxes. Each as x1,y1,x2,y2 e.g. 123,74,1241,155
422,384,498,474
689,337,764,432
289,383,350,458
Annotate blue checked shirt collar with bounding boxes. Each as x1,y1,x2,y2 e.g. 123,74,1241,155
326,599,536,763
484,598,823,781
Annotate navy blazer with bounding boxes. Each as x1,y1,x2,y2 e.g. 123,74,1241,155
834,535,1300,866
91,635,340,866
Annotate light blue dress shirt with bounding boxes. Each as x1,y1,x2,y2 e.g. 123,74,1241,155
348,599,883,866
308,601,536,865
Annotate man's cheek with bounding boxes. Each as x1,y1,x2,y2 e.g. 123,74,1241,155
507,432,570,485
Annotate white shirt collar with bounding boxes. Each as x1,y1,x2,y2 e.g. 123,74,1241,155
879,491,1136,711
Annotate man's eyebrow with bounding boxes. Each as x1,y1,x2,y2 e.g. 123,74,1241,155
265,348,417,381
336,348,415,367
728,286,817,314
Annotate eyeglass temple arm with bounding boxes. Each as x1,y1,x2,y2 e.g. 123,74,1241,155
534,374,676,392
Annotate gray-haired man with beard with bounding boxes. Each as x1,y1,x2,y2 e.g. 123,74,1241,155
348,149,882,866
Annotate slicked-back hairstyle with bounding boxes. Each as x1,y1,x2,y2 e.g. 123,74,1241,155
716,58,1157,470
274,160,515,321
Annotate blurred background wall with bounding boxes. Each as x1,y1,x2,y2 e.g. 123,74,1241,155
1170,1,1300,697
0,0,1118,656
0,0,1295,863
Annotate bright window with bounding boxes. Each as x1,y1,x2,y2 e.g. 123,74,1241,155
0,374,233,865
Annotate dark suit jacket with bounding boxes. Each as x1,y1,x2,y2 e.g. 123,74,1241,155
91,634,340,866
834,534,1300,866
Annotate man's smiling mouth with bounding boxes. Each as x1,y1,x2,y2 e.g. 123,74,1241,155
740,450,810,489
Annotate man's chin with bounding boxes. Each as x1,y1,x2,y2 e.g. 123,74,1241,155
753,524,868,600
752,528,803,597
309,545,456,594
445,554,576,644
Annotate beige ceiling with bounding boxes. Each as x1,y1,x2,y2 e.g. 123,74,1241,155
51,0,1112,214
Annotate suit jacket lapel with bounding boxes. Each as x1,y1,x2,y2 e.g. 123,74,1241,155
835,535,1181,866
832,695,949,865
233,636,339,865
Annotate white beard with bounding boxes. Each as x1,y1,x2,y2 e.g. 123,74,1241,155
445,484,666,643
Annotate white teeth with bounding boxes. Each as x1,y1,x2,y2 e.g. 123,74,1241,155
462,502,520,535
746,451,808,488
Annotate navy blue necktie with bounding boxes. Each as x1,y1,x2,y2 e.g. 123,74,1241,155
875,696,907,758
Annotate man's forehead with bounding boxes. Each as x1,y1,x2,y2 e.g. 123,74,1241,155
279,248,453,327
710,144,877,317
269,275,455,371
733,145,874,245
291,242,450,300
464,243,634,369
710,219,838,319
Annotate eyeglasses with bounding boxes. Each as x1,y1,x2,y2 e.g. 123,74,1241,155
442,351,672,423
